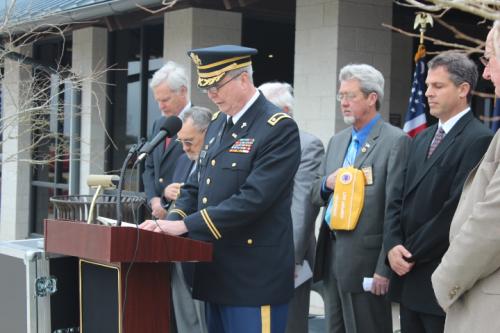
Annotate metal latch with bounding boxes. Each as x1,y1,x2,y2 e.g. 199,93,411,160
35,276,57,297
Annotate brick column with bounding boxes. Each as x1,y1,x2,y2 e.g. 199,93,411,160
294,0,394,143
0,45,33,240
72,27,108,194
164,8,242,108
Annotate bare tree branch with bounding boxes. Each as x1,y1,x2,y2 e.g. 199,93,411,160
382,23,485,54
0,10,114,167
136,0,179,14
403,0,500,20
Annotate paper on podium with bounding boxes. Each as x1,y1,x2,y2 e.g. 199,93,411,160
294,260,313,288
97,216,137,228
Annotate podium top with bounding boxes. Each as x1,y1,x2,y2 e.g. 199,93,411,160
44,219,212,264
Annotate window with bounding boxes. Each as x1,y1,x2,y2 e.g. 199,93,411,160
31,39,73,234
107,24,164,191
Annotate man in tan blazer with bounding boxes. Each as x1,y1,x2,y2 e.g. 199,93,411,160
431,21,500,333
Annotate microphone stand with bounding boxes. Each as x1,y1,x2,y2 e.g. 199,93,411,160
116,138,146,227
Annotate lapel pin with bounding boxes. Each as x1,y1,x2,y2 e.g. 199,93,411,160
361,147,367,153
241,122,247,129
232,133,238,139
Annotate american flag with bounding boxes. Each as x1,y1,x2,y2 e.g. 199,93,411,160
403,44,428,137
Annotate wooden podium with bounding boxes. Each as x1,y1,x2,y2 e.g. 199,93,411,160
44,219,212,333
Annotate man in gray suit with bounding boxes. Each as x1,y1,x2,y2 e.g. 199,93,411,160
259,82,325,333
311,64,410,333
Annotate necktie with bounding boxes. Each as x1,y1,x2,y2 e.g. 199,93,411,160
222,117,234,137
343,136,359,167
427,127,445,158
164,137,171,150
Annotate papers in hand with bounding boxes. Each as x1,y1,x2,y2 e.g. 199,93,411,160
294,260,313,288
363,277,373,292
96,216,137,228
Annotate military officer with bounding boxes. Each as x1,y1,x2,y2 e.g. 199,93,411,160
140,45,301,333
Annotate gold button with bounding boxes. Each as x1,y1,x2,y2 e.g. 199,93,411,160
247,239,253,245
211,159,216,166
159,178,164,183
232,162,237,167
202,197,208,204
206,178,211,185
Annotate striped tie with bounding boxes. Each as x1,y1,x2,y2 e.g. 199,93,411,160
427,127,445,158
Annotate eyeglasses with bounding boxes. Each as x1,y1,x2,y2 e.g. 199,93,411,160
201,72,243,94
175,138,194,147
336,92,359,102
480,56,490,67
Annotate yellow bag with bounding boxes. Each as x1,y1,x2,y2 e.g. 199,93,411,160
328,166,365,231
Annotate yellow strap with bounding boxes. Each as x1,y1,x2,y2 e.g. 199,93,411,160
201,209,222,240
197,61,251,78
197,55,248,69
261,305,271,333
170,208,187,219
267,113,291,126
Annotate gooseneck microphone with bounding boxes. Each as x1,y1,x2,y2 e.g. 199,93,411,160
137,116,183,161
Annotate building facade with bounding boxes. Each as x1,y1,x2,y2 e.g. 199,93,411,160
0,0,488,239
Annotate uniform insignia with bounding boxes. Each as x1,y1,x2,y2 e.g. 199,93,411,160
209,137,215,145
241,122,247,128
229,138,254,153
212,111,221,121
232,133,238,139
267,112,291,126
190,52,202,66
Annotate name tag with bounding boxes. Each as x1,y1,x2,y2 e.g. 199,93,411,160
362,166,373,185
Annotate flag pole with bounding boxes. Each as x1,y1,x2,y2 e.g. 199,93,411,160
414,12,433,45
403,12,433,137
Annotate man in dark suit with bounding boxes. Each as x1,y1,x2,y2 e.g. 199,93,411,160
311,64,410,333
384,52,493,333
259,81,324,333
163,106,213,333
140,45,301,333
142,61,190,219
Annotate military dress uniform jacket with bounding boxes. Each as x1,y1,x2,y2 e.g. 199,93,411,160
142,117,184,203
167,93,301,306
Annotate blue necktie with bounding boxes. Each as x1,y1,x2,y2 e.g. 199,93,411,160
325,136,359,224
343,136,359,167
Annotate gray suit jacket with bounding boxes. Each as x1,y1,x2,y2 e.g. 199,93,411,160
432,131,500,333
312,117,410,292
292,131,324,265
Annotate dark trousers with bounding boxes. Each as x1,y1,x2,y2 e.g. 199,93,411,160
400,304,445,333
206,302,288,333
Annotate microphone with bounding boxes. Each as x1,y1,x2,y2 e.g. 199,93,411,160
137,116,182,161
